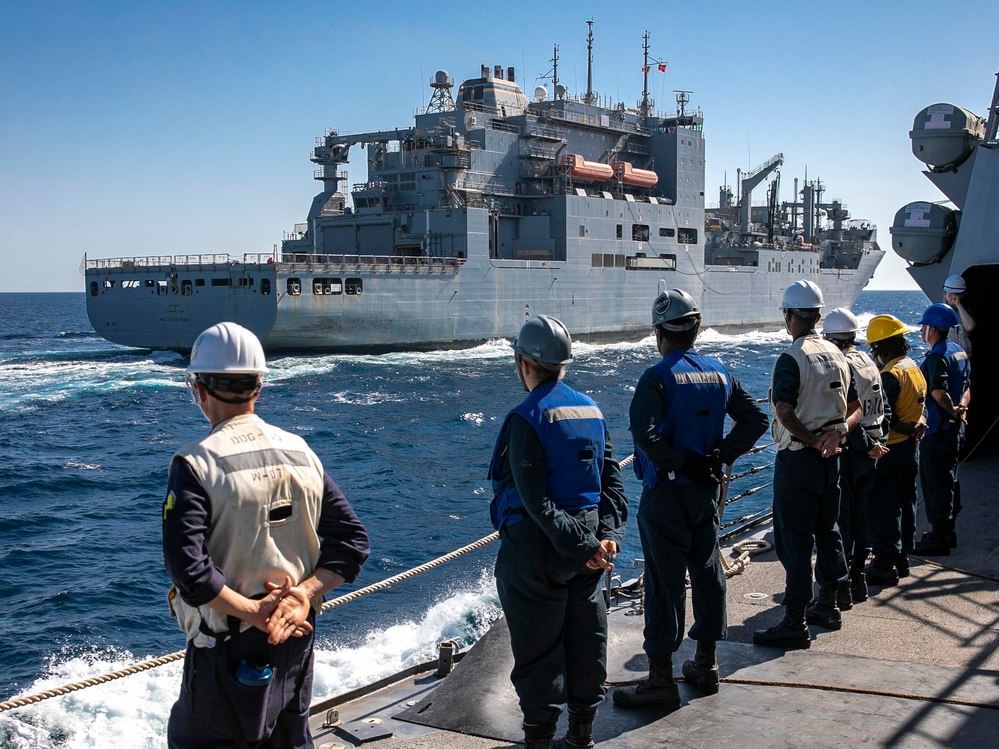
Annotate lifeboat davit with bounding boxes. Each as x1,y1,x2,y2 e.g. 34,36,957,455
561,154,614,182
612,161,658,187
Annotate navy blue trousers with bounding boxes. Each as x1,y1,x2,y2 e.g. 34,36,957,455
168,625,315,749
637,480,726,662
772,449,848,606
919,426,963,529
871,438,918,554
839,449,877,572
495,509,607,726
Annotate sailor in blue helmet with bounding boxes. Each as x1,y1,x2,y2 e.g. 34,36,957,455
163,322,370,749
612,289,767,710
754,281,861,649
913,303,971,555
489,315,628,749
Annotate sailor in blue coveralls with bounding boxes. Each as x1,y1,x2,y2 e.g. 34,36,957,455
489,315,628,749
162,322,369,749
753,281,861,649
913,303,971,555
612,289,767,710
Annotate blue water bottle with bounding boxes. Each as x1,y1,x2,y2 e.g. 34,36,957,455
235,659,273,687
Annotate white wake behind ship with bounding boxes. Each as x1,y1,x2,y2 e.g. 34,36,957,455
83,32,883,352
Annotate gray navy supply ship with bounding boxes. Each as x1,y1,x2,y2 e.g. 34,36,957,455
84,32,884,352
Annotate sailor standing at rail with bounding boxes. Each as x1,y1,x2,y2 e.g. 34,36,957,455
612,289,767,710
913,303,971,555
821,308,889,606
162,322,370,749
754,280,860,649
864,314,926,586
489,315,628,749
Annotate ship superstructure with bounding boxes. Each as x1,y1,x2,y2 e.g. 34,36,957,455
84,31,883,352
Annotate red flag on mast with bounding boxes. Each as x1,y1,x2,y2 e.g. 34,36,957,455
657,62,667,73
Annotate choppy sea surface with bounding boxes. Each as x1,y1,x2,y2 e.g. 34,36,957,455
0,290,927,747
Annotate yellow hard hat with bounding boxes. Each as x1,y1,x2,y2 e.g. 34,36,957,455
865,314,916,344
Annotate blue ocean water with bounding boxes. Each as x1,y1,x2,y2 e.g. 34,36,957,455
0,290,928,747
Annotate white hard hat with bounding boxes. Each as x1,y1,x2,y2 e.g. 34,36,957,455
822,307,860,336
187,322,268,375
943,274,966,293
781,279,824,311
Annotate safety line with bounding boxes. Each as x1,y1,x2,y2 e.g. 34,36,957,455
0,532,501,714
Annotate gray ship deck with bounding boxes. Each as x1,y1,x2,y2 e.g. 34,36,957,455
308,444,999,748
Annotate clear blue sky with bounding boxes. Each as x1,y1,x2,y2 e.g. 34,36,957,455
2,0,996,292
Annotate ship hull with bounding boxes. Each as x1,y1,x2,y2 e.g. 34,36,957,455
85,245,882,352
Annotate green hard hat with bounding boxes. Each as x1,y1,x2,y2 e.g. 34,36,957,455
512,315,573,365
652,289,700,331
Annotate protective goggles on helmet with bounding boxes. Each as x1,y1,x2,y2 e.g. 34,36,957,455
186,372,262,405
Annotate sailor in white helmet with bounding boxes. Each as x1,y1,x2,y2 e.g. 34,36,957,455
753,281,861,650
942,274,975,358
162,321,369,749
822,308,890,606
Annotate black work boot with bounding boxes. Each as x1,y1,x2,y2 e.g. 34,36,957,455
894,551,910,578
554,708,595,749
806,587,843,630
850,572,869,603
866,553,899,586
681,640,719,695
913,528,950,556
612,658,681,710
523,721,557,749
753,604,810,649
835,580,853,611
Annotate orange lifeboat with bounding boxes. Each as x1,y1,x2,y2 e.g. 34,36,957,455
561,154,614,182
612,161,658,187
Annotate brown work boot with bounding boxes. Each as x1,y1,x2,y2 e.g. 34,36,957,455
681,640,719,695
612,658,681,710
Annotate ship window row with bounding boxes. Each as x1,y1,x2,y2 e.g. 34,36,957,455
89,277,272,297
609,224,677,241
591,253,678,270
285,277,363,296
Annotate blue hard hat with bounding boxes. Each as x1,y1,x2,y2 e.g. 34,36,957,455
918,303,959,329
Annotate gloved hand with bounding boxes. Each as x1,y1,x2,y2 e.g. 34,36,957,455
678,449,723,485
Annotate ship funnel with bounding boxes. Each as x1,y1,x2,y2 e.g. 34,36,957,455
481,65,489,78
494,65,503,80
507,67,515,83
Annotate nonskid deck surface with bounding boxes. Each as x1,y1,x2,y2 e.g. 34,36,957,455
309,445,999,748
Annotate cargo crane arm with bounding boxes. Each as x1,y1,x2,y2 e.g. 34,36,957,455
312,128,418,165
739,153,783,233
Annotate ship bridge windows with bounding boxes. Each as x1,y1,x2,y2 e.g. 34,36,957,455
211,278,231,287
195,278,205,287
287,278,302,296
616,225,623,239
104,279,116,289
181,280,193,296
632,225,650,242
261,279,271,296
677,228,698,244
659,228,676,238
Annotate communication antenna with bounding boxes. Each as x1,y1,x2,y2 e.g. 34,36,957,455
583,20,596,105
427,70,455,113
674,90,691,117
539,44,561,100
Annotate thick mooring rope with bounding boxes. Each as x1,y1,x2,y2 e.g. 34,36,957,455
0,532,500,714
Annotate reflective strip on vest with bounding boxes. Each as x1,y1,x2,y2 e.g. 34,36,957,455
770,334,850,450
882,356,927,446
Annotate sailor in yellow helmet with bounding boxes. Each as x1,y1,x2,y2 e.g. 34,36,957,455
163,322,370,748
864,314,926,587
